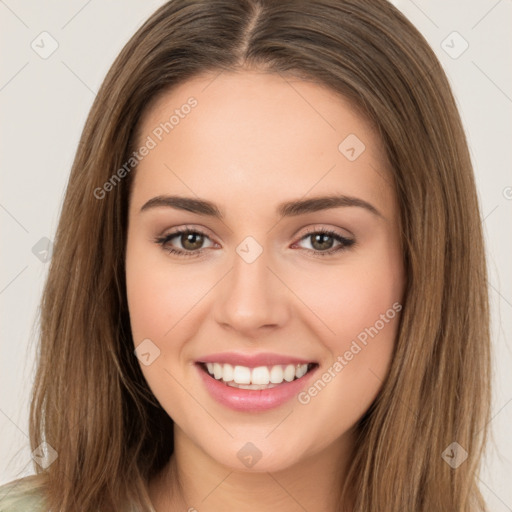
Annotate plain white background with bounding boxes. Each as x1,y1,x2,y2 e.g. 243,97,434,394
1,0,511,509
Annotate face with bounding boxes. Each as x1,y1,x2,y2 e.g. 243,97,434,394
125,70,405,473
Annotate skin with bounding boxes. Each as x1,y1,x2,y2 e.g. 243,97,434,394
125,70,405,511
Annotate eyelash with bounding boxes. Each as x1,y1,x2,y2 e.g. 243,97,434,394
154,227,355,259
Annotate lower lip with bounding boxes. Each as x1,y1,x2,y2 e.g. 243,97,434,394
196,364,318,412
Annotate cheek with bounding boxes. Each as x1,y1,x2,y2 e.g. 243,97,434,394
291,238,403,402
125,244,197,416
294,250,403,349
125,242,207,343
293,270,402,440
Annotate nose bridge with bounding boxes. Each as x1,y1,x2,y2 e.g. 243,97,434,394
214,235,288,333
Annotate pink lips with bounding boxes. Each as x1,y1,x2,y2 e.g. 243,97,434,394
195,352,318,412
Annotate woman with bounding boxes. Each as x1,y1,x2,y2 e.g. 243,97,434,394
0,0,491,510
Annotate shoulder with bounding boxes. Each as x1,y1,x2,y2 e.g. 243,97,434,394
0,475,48,512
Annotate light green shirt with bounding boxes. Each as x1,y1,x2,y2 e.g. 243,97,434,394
0,476,148,512
0,477,47,511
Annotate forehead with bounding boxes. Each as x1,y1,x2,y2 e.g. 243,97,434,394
130,70,395,219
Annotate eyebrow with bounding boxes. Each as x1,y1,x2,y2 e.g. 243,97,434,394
139,194,383,219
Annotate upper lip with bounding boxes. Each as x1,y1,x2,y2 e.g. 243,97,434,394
196,352,316,367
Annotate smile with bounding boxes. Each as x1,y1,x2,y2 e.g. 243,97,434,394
202,362,313,389
195,355,319,411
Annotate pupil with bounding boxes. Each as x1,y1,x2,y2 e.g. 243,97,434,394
312,234,333,251
183,233,203,250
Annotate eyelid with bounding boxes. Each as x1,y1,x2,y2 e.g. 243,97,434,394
158,224,215,241
157,225,217,247
157,224,351,244
297,224,354,239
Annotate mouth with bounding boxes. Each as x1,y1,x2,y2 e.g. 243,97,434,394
197,361,319,390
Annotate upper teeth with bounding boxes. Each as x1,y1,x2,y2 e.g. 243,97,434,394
205,363,309,385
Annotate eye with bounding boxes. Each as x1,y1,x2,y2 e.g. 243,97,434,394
154,227,215,258
293,227,355,257
154,226,355,259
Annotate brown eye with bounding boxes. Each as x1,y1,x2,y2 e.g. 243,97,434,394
180,232,205,251
154,228,215,258
295,229,355,257
309,233,336,251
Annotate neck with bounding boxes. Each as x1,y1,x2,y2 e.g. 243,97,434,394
148,426,356,512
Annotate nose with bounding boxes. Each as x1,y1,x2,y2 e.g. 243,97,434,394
213,243,290,338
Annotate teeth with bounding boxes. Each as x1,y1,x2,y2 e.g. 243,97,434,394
233,365,251,384
213,363,223,380
252,366,269,385
283,364,296,382
203,362,311,385
269,365,284,384
222,363,234,382
296,364,308,378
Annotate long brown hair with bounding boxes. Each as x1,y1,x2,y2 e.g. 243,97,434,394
12,0,493,510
